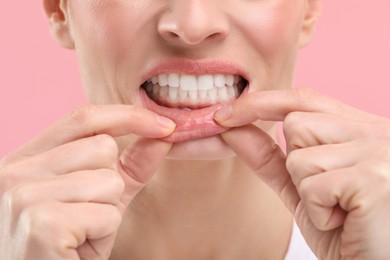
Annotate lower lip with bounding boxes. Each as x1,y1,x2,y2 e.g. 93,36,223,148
139,89,230,142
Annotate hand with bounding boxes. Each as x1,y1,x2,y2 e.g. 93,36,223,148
214,88,390,259
0,104,175,260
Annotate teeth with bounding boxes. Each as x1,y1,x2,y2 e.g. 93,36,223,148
159,85,169,98
180,75,197,90
208,88,217,103
158,74,168,87
225,75,234,87
218,87,228,102
227,85,235,97
144,73,245,107
151,76,158,84
168,73,180,87
169,87,178,102
197,75,214,90
189,90,198,103
179,89,188,102
214,74,225,88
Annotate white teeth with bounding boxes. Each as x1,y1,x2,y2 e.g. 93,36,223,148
227,85,235,97
169,87,178,101
189,90,198,103
145,73,244,106
225,75,234,87
218,87,228,102
179,89,188,101
197,75,214,90
158,74,168,87
199,89,208,101
160,85,169,98
214,74,225,88
168,73,180,87
151,76,158,84
180,75,197,90
208,88,217,103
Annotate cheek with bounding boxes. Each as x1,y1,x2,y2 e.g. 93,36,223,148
68,2,142,59
232,1,304,55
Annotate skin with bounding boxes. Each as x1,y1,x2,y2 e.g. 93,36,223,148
1,0,389,260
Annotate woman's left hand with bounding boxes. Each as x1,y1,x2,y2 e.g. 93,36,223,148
214,88,390,260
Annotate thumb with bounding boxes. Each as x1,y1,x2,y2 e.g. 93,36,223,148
116,138,172,214
221,125,299,213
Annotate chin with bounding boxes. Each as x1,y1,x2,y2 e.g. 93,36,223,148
166,134,236,160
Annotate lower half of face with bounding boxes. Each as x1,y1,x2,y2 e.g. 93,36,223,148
68,0,304,160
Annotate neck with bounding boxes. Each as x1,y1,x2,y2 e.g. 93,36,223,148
111,150,293,259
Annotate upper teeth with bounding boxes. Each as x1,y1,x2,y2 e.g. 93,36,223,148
148,73,239,90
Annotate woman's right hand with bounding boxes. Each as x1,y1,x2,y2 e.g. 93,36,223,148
0,104,175,260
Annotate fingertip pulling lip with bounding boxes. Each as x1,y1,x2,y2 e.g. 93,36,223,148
137,58,251,143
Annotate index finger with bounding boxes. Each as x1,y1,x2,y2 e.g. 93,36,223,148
16,104,175,156
214,88,371,127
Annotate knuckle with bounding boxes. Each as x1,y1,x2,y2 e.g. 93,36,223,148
297,176,313,199
366,162,390,187
3,185,34,215
22,204,60,236
285,150,302,175
94,134,119,163
69,104,97,125
103,170,125,199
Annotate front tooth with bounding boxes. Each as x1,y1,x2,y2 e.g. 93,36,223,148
225,75,234,87
180,75,197,90
168,73,180,87
208,88,217,103
158,74,168,87
199,90,208,101
169,87,178,101
189,90,198,103
179,89,188,101
214,74,225,88
197,75,214,90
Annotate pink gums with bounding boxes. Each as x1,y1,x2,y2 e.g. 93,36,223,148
140,89,229,142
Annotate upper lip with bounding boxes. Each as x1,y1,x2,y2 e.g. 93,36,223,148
140,58,251,84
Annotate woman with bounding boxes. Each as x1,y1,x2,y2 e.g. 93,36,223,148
1,0,389,259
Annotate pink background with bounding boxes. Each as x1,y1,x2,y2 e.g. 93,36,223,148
1,1,389,157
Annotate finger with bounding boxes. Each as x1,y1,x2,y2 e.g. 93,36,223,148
297,167,359,231
0,134,119,189
214,88,385,127
283,112,390,153
16,104,176,156
116,138,172,213
286,142,365,186
220,125,299,213
5,169,124,217
19,202,121,259
298,161,390,231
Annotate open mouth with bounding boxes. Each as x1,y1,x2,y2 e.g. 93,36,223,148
139,72,248,143
141,73,248,110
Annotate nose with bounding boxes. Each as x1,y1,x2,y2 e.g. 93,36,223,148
158,1,229,46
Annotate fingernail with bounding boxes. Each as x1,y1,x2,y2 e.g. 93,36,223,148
214,105,232,121
156,115,176,130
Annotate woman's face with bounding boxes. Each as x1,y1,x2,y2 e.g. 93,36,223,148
52,0,319,159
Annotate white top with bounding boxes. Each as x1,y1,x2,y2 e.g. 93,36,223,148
284,221,317,260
